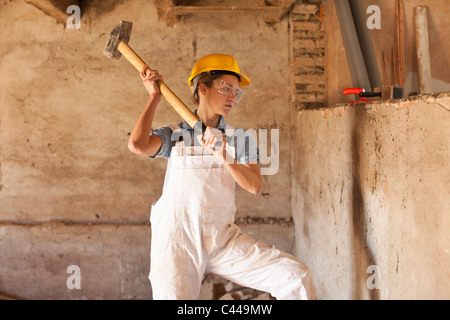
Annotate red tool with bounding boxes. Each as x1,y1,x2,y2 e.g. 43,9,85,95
343,87,404,103
343,88,373,103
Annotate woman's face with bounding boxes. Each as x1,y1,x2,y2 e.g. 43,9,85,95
200,74,241,116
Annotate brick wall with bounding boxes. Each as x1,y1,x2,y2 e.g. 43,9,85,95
290,0,326,110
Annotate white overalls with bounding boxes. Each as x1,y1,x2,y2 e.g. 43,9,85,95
149,125,317,300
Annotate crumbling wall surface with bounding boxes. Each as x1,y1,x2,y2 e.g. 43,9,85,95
0,222,152,300
292,93,450,299
0,0,292,299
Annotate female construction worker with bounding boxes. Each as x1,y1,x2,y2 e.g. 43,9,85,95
128,54,317,300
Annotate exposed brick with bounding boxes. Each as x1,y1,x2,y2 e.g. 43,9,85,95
314,37,325,48
291,12,320,22
295,83,325,93
294,92,326,103
292,38,318,49
291,4,320,15
292,20,322,31
302,0,323,5
293,74,325,85
293,47,325,58
292,56,325,70
292,38,325,49
292,56,314,66
290,1,326,111
292,30,324,40
293,67,325,77
293,102,326,111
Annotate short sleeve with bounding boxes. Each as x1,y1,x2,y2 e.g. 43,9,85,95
149,125,174,159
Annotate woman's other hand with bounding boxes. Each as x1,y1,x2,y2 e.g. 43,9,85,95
140,65,163,101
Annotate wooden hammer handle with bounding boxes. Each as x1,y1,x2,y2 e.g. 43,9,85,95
118,41,199,129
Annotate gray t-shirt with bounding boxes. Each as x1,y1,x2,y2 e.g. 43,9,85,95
150,114,259,165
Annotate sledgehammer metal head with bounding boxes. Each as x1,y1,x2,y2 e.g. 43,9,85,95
103,20,133,59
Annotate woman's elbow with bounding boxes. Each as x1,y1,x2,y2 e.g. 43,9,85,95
128,139,145,155
249,180,263,195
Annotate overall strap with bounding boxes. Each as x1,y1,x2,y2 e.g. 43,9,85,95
166,123,184,147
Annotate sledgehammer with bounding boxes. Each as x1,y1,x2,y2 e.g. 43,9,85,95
103,21,200,129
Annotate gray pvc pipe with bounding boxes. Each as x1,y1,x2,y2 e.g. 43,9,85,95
349,0,382,89
335,0,372,91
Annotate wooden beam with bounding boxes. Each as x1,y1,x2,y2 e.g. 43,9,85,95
414,6,433,94
173,6,284,14
395,0,405,87
398,0,404,87
382,51,389,86
172,5,285,22
24,0,81,24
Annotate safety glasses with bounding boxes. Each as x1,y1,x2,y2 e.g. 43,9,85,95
214,80,244,104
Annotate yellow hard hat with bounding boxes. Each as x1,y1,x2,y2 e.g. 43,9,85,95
188,54,250,87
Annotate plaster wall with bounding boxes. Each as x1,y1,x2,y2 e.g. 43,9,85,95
0,0,291,299
296,0,449,299
292,94,450,299
0,0,291,223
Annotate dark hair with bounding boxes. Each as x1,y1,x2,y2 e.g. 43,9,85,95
192,71,241,105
